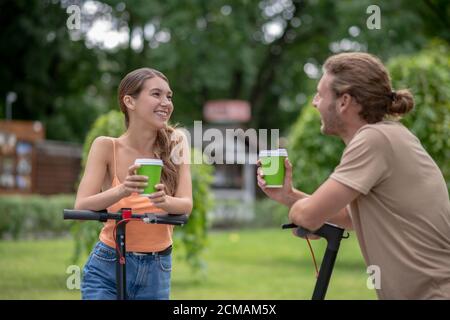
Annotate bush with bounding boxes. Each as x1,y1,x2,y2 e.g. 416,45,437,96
204,197,289,230
175,148,214,277
252,198,290,228
288,42,450,194
72,110,214,277
388,40,450,190
0,194,75,239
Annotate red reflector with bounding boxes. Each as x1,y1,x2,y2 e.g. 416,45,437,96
122,208,132,219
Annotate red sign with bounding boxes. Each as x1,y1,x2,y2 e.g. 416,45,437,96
203,100,251,123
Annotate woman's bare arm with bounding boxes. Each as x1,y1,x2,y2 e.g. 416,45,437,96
74,137,125,211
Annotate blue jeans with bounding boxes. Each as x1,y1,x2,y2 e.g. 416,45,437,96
81,241,172,300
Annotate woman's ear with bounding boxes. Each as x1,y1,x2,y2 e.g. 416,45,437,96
123,95,136,110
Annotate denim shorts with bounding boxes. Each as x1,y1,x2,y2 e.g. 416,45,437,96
81,241,172,300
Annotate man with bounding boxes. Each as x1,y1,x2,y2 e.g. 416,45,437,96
257,52,450,299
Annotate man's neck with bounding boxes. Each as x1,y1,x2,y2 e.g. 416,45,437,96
340,120,368,145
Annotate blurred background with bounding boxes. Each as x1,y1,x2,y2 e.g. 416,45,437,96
0,0,449,299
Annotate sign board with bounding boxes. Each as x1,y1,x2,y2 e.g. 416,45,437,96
203,100,251,123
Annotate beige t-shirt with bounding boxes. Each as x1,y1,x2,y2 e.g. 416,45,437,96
330,120,450,299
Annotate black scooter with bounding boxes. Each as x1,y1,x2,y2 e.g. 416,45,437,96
282,222,349,300
63,208,188,300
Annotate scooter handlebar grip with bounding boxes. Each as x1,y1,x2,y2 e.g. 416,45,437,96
282,223,312,237
63,209,101,221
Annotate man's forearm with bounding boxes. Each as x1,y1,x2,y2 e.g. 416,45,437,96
283,188,310,208
278,187,352,230
327,207,353,230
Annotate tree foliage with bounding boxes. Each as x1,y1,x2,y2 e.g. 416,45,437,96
0,0,102,141
388,41,450,190
2,0,449,142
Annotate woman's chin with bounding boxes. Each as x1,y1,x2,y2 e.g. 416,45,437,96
153,120,168,129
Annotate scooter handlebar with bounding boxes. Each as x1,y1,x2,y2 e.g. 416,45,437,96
63,209,188,226
63,209,106,221
282,222,346,251
142,213,188,225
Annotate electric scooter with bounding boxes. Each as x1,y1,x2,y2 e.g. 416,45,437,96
63,208,188,300
282,222,349,300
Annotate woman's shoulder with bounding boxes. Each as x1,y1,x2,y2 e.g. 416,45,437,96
84,136,114,167
90,136,115,152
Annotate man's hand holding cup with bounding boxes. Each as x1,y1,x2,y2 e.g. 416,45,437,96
256,149,294,206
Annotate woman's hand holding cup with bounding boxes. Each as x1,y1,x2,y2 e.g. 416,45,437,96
147,183,169,208
120,164,149,197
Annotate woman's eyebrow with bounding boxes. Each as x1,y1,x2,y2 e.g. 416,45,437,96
149,87,173,95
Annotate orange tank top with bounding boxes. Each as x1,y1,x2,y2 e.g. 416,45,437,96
98,138,173,252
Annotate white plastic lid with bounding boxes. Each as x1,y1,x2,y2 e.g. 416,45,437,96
134,158,164,166
259,149,288,157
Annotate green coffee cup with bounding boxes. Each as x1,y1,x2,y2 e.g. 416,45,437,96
259,149,288,188
135,158,163,196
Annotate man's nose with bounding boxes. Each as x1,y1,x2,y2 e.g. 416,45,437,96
312,96,318,108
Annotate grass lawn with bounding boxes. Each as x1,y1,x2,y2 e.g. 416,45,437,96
0,228,377,300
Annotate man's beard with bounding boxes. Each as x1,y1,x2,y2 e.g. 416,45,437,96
320,100,344,136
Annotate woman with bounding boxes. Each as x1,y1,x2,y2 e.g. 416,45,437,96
75,68,192,300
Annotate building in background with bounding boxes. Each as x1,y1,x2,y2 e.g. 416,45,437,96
0,120,82,195
198,100,257,226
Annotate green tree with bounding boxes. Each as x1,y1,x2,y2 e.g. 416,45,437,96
2,0,449,142
388,41,450,190
0,0,103,142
